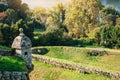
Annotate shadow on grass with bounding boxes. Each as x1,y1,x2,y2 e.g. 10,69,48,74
32,48,49,55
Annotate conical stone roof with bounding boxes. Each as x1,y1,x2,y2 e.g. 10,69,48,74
11,28,31,49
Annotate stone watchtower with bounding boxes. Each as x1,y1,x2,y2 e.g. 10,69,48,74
11,28,32,69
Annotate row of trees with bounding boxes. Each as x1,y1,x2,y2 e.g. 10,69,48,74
29,0,120,48
0,0,120,48
29,0,120,37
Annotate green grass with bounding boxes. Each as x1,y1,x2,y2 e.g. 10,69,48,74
33,46,120,73
0,56,27,71
29,61,111,80
33,29,45,39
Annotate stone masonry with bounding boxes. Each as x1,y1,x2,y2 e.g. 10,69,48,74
11,28,33,69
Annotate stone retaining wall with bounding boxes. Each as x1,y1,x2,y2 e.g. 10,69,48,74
0,71,29,80
0,49,11,56
33,55,120,80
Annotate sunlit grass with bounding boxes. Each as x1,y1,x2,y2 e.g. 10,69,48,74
33,46,120,73
29,61,111,80
0,56,27,71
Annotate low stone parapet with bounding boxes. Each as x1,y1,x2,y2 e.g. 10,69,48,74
0,49,11,56
0,71,29,80
32,54,120,80
88,49,108,56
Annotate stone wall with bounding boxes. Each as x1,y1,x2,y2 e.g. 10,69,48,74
33,54,120,80
0,49,11,56
88,49,108,56
0,71,29,80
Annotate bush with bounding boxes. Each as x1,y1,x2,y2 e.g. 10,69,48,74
96,25,120,48
33,29,74,46
77,38,95,47
33,32,96,47
0,19,34,47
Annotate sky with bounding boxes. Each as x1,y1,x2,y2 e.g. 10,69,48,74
22,0,70,9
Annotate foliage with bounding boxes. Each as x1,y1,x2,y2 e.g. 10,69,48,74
88,27,101,38
33,29,96,47
116,17,120,25
0,30,3,44
0,0,34,47
96,25,120,48
0,2,8,12
2,8,18,25
78,38,95,47
6,0,29,19
46,2,65,25
0,19,34,46
0,23,12,46
28,6,47,30
0,56,27,71
33,29,67,46
100,6,120,26
64,0,102,38
31,6,47,23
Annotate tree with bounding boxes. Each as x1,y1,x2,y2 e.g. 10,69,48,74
64,0,102,38
46,2,65,30
0,19,34,46
2,9,18,25
0,2,8,12
100,6,120,26
29,6,47,30
13,19,34,40
0,29,3,44
116,17,120,26
98,25,120,48
6,0,29,19
0,23,11,46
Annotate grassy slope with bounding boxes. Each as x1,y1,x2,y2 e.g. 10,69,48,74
33,46,120,73
29,61,111,80
0,56,27,71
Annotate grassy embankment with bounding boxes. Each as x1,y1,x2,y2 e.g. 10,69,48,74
30,61,111,80
0,56,27,71
33,46,120,73
0,45,27,71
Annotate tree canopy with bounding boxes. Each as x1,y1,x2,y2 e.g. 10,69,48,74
64,0,102,38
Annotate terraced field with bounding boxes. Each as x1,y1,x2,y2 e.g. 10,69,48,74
32,46,120,73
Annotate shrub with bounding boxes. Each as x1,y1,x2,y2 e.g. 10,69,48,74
33,29,74,46
0,19,34,47
78,38,95,47
96,25,120,48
